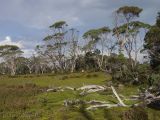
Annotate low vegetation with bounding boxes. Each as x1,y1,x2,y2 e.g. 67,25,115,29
0,72,159,120
0,5,160,120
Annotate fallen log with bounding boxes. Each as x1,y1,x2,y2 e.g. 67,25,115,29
86,104,119,110
78,85,105,90
78,85,106,95
46,87,63,92
111,86,127,107
65,86,75,91
87,100,109,105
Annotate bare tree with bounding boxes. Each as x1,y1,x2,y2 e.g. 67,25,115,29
68,28,79,73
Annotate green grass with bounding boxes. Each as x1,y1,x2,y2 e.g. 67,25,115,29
0,72,109,87
0,72,160,120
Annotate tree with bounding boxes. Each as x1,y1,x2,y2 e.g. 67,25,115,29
42,21,80,73
15,57,30,74
83,27,114,70
113,21,150,67
144,12,160,70
0,45,23,75
43,21,68,72
68,28,79,73
113,6,150,69
114,6,142,51
83,29,100,53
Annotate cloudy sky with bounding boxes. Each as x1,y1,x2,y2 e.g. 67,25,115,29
0,0,159,57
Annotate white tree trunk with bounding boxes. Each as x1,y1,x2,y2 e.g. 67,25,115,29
111,86,126,106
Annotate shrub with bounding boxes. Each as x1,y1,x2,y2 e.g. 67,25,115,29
122,107,148,120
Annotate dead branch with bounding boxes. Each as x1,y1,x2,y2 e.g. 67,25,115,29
86,104,119,110
111,85,127,106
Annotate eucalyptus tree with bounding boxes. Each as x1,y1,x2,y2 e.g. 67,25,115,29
0,62,8,75
0,45,23,75
68,28,79,72
114,6,143,52
43,21,68,72
83,29,100,53
36,44,58,73
113,21,151,67
113,6,150,68
15,57,29,74
83,27,114,70
24,57,35,74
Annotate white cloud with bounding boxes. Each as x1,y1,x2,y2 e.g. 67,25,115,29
0,36,23,48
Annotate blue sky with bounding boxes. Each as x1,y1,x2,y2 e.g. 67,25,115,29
0,0,159,56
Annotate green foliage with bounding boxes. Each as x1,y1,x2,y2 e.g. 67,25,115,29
144,13,160,70
137,64,150,83
75,52,100,72
83,27,111,39
43,35,54,41
0,45,23,57
144,26,160,49
156,12,160,27
116,6,143,19
148,73,160,92
109,54,151,85
75,55,86,71
113,21,151,35
83,27,111,52
84,51,99,71
83,29,100,40
49,21,67,28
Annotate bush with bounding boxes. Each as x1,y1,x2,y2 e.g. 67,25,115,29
122,107,148,120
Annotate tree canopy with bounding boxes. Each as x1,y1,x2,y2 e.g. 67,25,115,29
0,45,23,57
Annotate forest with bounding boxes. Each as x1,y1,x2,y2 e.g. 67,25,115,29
0,5,160,120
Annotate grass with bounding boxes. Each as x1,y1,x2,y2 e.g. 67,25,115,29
0,72,108,87
0,72,160,120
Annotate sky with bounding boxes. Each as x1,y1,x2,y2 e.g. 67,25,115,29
0,0,159,57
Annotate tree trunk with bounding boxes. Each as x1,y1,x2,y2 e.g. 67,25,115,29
10,60,16,76
111,86,126,106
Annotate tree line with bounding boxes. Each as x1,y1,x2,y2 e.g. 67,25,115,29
0,6,159,82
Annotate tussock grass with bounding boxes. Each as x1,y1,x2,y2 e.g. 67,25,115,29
0,72,159,120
